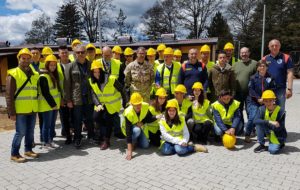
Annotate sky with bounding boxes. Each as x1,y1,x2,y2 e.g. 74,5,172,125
0,0,157,45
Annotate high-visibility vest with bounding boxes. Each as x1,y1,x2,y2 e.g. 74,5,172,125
155,59,164,65
56,63,64,94
212,100,240,125
157,61,181,94
160,116,185,146
205,61,215,71
38,74,61,112
30,62,45,71
172,98,192,118
69,54,75,62
150,62,160,96
192,99,211,124
89,77,122,114
264,105,281,144
145,105,161,134
122,102,150,138
8,67,39,114
99,58,121,79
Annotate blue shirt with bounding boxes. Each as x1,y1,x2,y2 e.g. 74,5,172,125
264,53,293,88
31,62,40,72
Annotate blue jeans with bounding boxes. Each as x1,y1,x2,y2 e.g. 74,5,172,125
214,122,243,136
11,114,36,156
73,104,94,140
41,110,58,144
275,88,286,110
245,104,259,136
132,126,149,149
161,142,194,156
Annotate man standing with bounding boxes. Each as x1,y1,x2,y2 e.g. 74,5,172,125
65,45,94,148
178,48,208,96
208,51,236,102
155,43,166,64
233,47,257,120
69,39,82,62
224,42,238,66
262,39,293,110
6,48,39,162
199,44,215,71
125,47,154,102
101,46,122,83
112,45,123,60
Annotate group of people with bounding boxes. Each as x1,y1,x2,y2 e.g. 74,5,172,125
6,38,293,162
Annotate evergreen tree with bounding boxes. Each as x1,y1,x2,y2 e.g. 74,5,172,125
207,12,233,50
115,9,127,36
53,2,83,40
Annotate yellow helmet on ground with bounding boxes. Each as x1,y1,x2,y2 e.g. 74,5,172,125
130,92,143,105
42,46,53,55
166,99,179,110
224,42,234,50
174,84,187,94
261,90,276,99
45,54,57,63
17,48,32,59
222,134,236,149
96,48,102,55
124,47,134,56
91,60,103,70
112,46,123,54
163,47,174,55
157,43,166,51
147,48,156,56
192,82,203,90
155,88,168,97
200,44,211,53
71,39,82,47
86,43,96,50
174,49,182,56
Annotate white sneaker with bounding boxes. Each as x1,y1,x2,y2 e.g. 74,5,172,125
43,143,54,150
50,142,59,148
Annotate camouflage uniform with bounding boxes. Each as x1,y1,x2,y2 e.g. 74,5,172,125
124,60,154,102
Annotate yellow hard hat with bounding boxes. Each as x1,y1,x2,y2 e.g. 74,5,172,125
261,90,276,99
112,46,123,54
200,44,211,52
147,48,156,56
17,48,32,59
130,92,143,105
45,54,57,63
192,82,203,90
163,47,174,55
42,46,53,55
174,84,187,94
157,43,166,51
224,42,234,50
124,47,134,56
72,39,82,47
174,49,182,56
86,43,96,50
96,48,102,55
166,99,179,110
91,60,103,70
155,88,167,97
222,134,236,149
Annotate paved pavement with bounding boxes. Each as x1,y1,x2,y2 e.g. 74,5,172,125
1,81,300,190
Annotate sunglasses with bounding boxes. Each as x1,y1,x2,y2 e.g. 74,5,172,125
76,51,86,54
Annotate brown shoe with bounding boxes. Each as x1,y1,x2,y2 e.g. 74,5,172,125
24,151,39,158
244,136,252,143
194,144,208,153
11,155,26,163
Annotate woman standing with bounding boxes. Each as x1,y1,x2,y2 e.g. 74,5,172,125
38,55,61,148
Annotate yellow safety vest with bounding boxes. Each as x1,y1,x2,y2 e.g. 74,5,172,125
157,61,181,95
30,62,45,71
172,98,192,118
99,58,121,79
56,63,64,94
264,105,281,144
122,102,150,138
212,100,240,125
8,67,39,114
160,116,185,146
89,77,122,114
192,99,211,124
145,105,161,134
38,74,61,112
206,61,215,71
69,54,75,62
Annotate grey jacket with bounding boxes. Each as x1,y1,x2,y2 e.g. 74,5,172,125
64,59,92,106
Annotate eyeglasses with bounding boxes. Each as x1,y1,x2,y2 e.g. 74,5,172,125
76,51,86,55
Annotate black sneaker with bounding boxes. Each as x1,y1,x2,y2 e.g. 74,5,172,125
65,138,72,145
254,144,267,153
280,143,285,149
74,139,82,148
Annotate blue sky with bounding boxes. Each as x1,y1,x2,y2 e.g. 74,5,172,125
0,0,156,45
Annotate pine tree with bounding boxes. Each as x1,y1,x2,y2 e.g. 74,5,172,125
115,9,127,36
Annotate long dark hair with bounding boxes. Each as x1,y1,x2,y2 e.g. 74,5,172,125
165,107,181,126
194,89,205,106
41,61,59,88
91,68,105,84
152,96,167,113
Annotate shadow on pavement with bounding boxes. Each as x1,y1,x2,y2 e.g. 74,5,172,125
285,132,300,143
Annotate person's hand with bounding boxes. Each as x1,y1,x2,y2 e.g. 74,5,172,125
155,84,161,89
188,95,194,101
286,89,293,99
52,105,58,110
9,115,16,121
95,105,104,112
225,128,235,136
258,98,263,104
125,151,132,160
136,122,143,128
181,142,188,146
155,114,164,120
269,121,280,128
67,101,73,108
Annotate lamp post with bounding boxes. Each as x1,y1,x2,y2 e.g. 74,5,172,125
261,4,266,58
